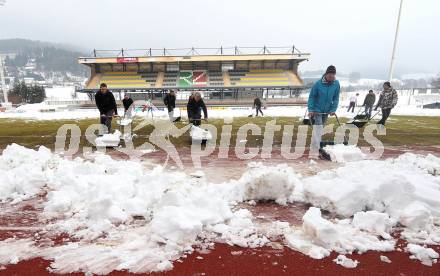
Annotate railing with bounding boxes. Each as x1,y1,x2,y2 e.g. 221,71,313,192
89,46,305,58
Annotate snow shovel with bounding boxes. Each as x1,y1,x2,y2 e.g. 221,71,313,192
346,109,380,128
171,108,181,122
306,113,348,161
187,118,212,145
95,115,122,148
353,108,369,120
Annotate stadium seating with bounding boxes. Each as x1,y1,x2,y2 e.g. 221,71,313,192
229,69,296,86
85,69,302,90
163,72,178,87
208,71,224,87
88,72,150,89
140,72,158,87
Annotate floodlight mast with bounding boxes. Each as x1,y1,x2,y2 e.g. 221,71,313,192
0,56,8,103
388,0,404,81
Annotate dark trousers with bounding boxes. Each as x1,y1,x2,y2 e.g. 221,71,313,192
364,105,374,119
256,106,263,116
167,106,174,118
100,110,114,133
378,108,391,125
190,113,202,126
347,102,356,112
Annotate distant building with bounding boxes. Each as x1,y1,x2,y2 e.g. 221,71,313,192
423,102,440,109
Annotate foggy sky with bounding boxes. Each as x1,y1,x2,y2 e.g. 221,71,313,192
1,0,439,78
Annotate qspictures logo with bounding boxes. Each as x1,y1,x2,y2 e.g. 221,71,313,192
54,117,386,169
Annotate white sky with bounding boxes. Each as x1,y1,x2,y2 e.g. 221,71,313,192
1,0,439,78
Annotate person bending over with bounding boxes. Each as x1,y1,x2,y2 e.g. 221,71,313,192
95,83,118,134
122,94,134,118
187,92,207,126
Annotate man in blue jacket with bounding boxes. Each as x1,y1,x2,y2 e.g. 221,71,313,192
307,65,340,151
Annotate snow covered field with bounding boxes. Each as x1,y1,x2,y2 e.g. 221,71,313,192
0,144,438,274
0,103,439,121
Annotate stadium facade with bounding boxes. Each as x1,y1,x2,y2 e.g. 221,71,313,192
77,46,310,105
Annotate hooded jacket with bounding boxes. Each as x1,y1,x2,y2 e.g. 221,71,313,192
377,88,398,109
307,76,340,113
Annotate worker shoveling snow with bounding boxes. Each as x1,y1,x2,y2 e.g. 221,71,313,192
0,144,439,274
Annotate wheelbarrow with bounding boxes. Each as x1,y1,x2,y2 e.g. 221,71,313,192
346,108,381,128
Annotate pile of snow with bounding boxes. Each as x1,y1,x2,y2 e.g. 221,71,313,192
406,244,439,266
0,144,53,203
322,144,366,163
352,211,395,239
95,130,121,147
0,144,302,273
237,163,302,205
333,254,359,268
285,208,395,259
380,255,392,263
190,125,213,142
303,154,440,220
117,118,133,126
0,144,439,273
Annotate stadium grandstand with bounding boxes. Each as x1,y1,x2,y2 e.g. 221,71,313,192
77,46,310,105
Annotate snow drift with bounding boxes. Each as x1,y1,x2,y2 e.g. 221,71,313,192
0,144,439,274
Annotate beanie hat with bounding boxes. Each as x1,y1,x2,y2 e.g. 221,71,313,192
325,65,336,74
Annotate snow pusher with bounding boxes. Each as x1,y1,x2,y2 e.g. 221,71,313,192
95,130,122,148
95,115,133,148
188,119,213,144
305,112,348,161
345,108,381,128
170,108,181,123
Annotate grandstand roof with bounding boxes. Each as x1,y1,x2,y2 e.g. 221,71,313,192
78,46,310,65
78,46,310,92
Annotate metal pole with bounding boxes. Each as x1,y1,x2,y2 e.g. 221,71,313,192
388,0,404,81
0,56,8,103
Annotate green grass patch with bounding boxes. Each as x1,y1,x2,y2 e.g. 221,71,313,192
0,115,439,151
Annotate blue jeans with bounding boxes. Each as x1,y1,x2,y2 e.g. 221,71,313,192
311,114,329,150
312,114,328,126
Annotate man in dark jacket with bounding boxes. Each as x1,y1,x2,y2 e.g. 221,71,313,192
122,94,134,118
375,82,398,125
187,92,207,126
254,97,263,116
362,90,376,119
95,83,118,133
164,90,176,116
